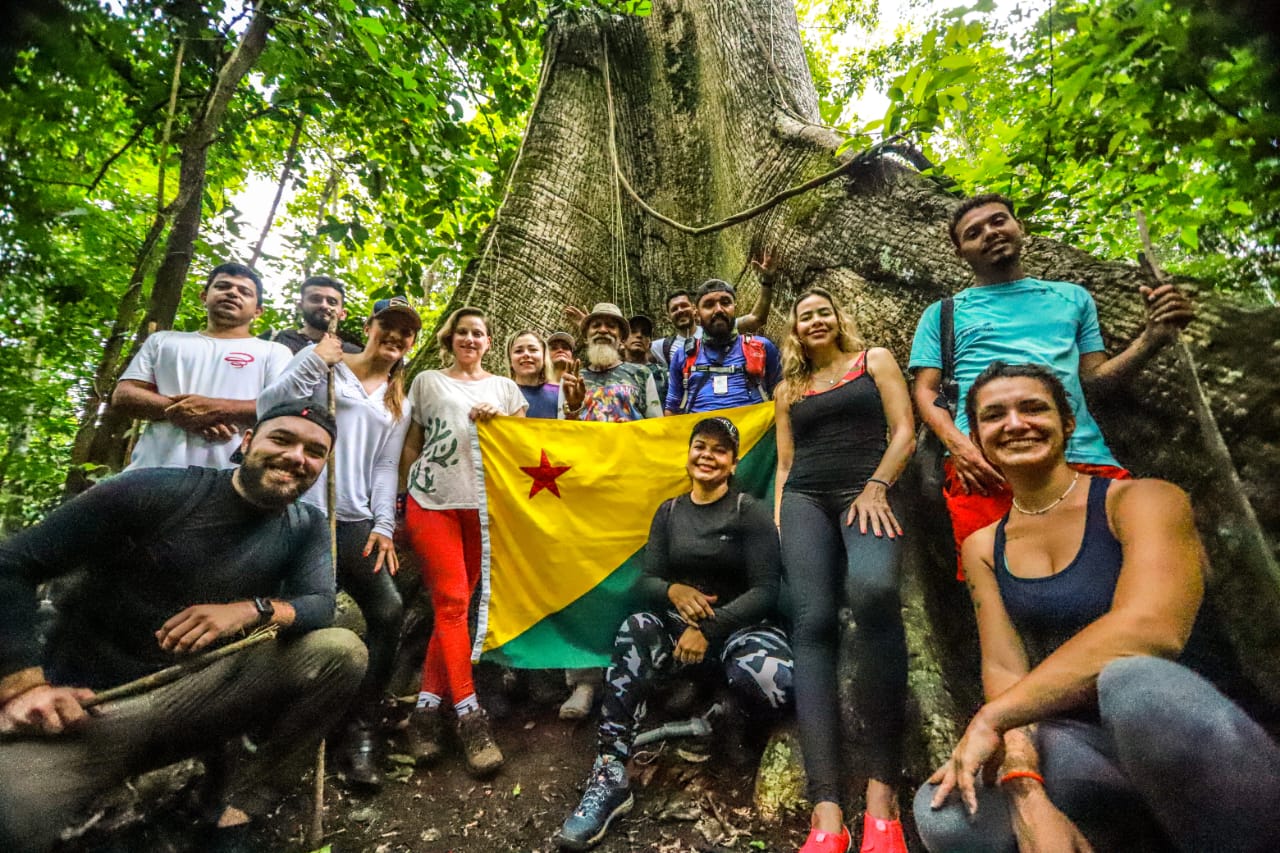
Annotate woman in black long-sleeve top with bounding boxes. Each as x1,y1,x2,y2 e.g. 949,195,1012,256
553,416,794,852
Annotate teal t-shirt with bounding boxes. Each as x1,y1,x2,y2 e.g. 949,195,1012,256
908,278,1119,467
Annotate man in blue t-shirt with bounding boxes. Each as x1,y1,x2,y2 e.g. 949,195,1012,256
664,279,782,415
909,193,1194,570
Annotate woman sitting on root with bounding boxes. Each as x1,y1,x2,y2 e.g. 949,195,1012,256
916,360,1280,852
554,416,793,851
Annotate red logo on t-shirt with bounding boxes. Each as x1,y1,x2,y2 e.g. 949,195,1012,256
224,352,256,368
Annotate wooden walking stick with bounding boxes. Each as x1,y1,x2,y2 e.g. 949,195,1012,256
309,314,341,848
84,627,280,709
1135,211,1280,591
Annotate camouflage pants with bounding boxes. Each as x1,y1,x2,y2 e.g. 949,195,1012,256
598,610,793,760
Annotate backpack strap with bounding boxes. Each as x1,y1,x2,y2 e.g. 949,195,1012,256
936,297,958,415
662,336,675,366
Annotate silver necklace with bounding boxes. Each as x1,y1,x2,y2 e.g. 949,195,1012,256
1012,471,1080,515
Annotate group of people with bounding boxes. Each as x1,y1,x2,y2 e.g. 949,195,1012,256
0,193,1277,853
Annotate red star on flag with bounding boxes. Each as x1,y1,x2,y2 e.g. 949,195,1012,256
519,449,571,499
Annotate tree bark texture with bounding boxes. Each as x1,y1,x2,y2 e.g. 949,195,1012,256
439,0,1280,780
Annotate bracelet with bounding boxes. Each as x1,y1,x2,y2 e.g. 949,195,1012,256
866,477,892,489
998,770,1045,787
562,402,583,416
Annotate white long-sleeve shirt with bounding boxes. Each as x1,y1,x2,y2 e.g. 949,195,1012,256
258,347,410,536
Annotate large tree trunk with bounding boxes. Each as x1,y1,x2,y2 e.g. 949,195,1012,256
441,0,1280,781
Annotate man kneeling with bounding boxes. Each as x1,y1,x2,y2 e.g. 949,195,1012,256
0,403,367,853
555,417,793,851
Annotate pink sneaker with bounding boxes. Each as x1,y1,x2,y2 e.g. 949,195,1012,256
859,812,908,853
799,824,852,853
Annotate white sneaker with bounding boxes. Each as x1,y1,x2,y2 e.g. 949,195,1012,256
559,683,596,720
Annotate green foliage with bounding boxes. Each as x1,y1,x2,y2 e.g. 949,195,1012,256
0,0,582,525
816,0,1278,301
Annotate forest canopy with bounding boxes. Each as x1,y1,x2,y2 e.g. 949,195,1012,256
0,0,1274,527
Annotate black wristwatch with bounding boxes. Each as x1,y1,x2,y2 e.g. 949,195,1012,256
252,596,275,626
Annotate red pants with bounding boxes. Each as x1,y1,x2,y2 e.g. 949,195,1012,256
943,460,1131,580
404,500,482,704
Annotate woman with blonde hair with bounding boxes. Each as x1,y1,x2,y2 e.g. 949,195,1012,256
774,287,916,853
507,329,560,419
399,307,526,776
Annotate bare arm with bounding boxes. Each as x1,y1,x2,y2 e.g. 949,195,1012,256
865,348,916,485
1080,283,1194,394
773,383,794,526
912,367,1003,495
399,419,425,492
737,250,778,333
981,480,1203,732
111,379,174,421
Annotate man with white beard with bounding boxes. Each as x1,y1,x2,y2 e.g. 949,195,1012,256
554,302,661,720
559,303,662,423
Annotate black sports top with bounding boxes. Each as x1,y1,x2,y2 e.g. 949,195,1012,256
994,476,1263,722
784,353,888,494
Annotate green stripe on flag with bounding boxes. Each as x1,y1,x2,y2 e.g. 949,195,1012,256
483,427,778,668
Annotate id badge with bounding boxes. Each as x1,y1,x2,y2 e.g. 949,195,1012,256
712,374,729,395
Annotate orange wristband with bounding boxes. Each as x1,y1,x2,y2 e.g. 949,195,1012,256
999,770,1045,787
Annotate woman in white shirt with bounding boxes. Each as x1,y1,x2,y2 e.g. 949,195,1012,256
398,307,526,777
258,296,420,790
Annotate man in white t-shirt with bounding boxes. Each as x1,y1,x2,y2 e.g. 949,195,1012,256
113,263,293,471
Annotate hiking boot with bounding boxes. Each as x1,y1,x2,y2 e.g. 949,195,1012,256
456,708,504,776
403,706,445,765
559,682,596,720
335,717,383,790
555,756,634,851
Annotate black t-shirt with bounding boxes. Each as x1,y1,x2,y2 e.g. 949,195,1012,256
0,467,334,688
635,490,781,642
259,328,362,355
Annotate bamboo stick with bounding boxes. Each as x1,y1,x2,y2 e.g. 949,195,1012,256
309,313,342,848
82,626,279,709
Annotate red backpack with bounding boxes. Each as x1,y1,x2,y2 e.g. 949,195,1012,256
678,335,767,412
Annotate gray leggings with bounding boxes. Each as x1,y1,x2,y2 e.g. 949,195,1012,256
780,488,907,803
913,656,1280,852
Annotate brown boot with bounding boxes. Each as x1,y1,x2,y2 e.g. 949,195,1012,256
404,706,445,765
456,709,504,776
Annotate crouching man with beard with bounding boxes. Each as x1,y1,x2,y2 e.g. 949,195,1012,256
0,403,367,853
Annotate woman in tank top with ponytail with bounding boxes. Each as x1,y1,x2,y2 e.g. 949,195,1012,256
774,287,916,853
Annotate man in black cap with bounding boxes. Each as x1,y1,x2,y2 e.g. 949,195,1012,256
663,279,782,415
0,403,366,853
624,314,668,403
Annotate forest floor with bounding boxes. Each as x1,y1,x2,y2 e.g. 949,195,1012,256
252,690,813,853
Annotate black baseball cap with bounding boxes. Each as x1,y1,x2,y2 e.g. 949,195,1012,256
690,416,739,455
694,279,736,302
628,314,655,336
230,402,338,463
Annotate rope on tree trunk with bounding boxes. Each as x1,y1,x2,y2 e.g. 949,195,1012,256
600,33,903,238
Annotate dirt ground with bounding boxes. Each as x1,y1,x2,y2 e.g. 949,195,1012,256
253,693,813,853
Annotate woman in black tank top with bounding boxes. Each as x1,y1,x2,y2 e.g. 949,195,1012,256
774,288,917,853
917,361,1280,853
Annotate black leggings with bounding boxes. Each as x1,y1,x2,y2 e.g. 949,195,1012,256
780,488,907,803
336,519,405,711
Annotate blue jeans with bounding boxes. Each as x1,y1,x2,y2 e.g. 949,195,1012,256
914,656,1280,852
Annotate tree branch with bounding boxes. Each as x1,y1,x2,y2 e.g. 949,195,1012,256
248,112,304,267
